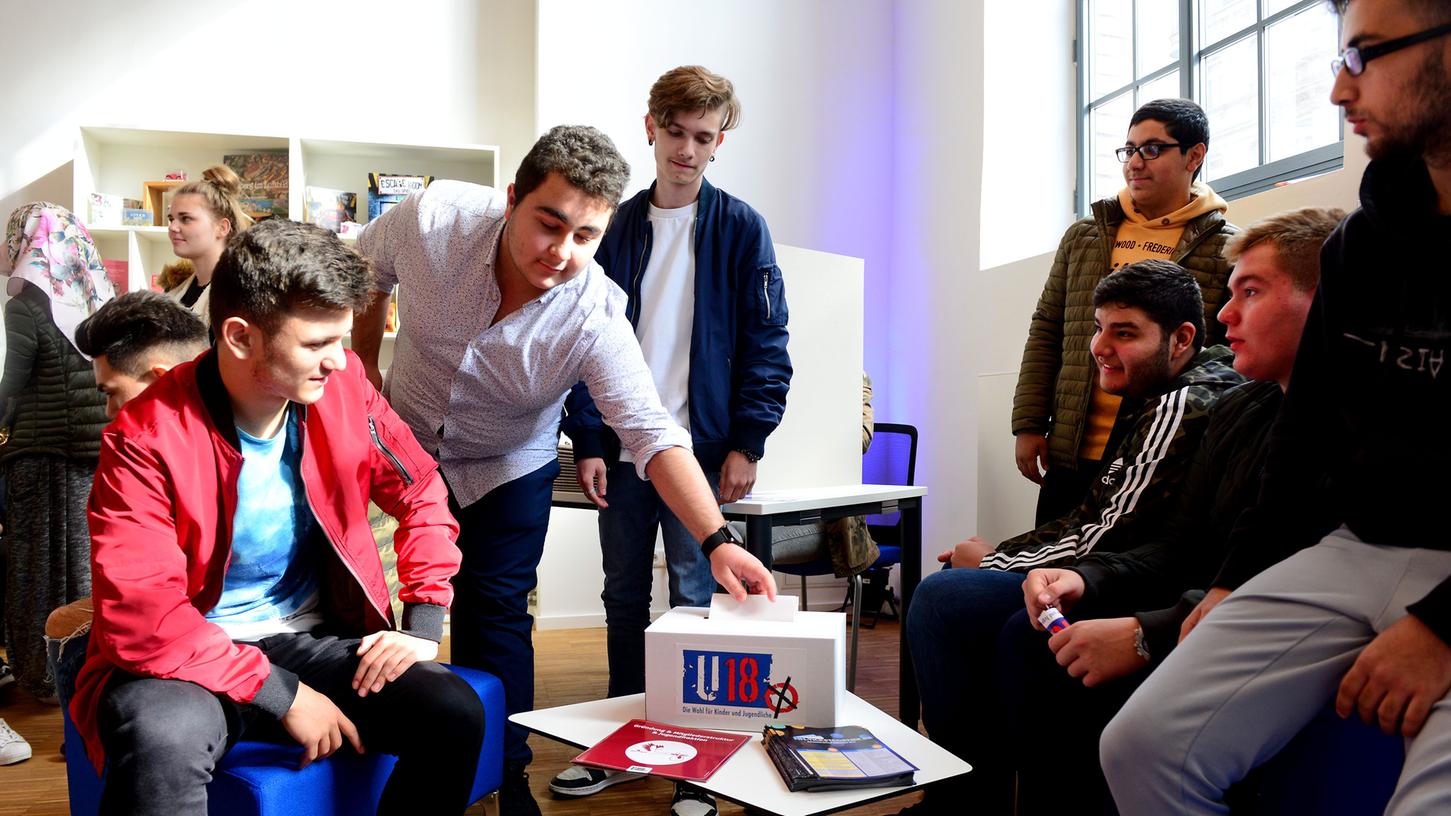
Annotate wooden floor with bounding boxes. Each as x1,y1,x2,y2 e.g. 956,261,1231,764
0,620,921,815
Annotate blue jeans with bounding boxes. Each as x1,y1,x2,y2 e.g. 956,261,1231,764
905,566,1027,811
599,462,719,697
448,460,559,768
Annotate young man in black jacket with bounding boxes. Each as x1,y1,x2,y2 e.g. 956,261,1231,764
1101,2,1451,812
993,206,1343,815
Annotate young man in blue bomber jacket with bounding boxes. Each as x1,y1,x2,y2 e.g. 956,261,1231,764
557,65,792,816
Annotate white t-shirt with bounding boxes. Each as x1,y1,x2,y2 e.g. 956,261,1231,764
622,201,697,464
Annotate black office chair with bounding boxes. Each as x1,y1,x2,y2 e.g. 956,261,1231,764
854,422,918,627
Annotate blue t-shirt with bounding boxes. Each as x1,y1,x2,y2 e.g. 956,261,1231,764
206,406,323,640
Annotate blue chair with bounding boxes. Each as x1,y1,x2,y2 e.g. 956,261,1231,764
52,629,504,816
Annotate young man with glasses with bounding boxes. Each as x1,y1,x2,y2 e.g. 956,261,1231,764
1101,1,1451,812
1011,98,1238,525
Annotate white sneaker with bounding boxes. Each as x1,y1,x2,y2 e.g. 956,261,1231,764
0,719,31,765
547,765,645,797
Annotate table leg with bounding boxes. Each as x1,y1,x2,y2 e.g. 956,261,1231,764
746,516,774,572
898,499,923,727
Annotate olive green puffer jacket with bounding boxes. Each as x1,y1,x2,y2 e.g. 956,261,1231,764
0,282,108,463
1011,194,1238,471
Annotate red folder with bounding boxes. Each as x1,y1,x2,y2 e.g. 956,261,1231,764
573,719,752,783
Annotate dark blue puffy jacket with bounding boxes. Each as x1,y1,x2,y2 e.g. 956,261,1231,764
562,178,792,471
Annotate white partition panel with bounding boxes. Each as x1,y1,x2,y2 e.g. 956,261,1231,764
535,244,864,628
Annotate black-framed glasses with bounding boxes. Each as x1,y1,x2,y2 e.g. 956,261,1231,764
1115,143,1184,163
1331,21,1451,77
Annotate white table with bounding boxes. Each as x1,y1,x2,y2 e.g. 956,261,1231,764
511,692,969,816
554,484,930,728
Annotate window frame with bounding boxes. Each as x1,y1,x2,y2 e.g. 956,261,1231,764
1075,0,1344,214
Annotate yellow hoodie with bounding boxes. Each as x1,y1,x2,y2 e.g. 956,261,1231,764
1079,182,1229,462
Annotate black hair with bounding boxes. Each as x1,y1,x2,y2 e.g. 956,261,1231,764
1093,259,1206,352
208,219,375,335
514,125,631,210
1130,98,1211,180
75,290,209,377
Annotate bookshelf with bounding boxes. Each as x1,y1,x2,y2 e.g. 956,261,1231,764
73,126,499,370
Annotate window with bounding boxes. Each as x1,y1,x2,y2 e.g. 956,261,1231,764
1077,0,1342,212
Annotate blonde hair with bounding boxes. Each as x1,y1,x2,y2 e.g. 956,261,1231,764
173,164,253,237
1224,206,1346,292
648,65,741,131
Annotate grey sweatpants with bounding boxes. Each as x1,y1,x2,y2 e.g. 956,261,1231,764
1101,528,1451,816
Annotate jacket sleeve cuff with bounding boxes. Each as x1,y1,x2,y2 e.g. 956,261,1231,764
1070,561,1113,603
1135,591,1203,665
1406,576,1451,648
728,424,773,460
401,602,447,643
252,665,300,719
569,431,610,461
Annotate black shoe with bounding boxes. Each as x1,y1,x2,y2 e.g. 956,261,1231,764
500,767,542,816
671,784,717,816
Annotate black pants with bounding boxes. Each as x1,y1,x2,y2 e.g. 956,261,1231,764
97,632,485,816
1034,459,1101,526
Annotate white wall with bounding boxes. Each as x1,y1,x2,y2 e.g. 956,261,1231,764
0,0,537,218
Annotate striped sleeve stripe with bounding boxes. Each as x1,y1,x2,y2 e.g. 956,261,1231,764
980,534,1082,570
1076,387,1187,553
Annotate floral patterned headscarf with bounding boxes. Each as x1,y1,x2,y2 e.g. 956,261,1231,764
4,203,116,357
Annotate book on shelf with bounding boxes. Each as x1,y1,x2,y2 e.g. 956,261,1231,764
223,152,289,220
304,186,359,233
571,719,750,783
367,172,433,221
762,724,917,792
102,260,128,293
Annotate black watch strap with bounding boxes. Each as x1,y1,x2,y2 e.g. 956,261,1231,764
734,448,761,463
701,524,742,557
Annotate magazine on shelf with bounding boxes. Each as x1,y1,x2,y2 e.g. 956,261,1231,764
223,152,289,220
762,724,917,792
571,719,750,783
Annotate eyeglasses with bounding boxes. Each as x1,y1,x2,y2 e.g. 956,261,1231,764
1331,21,1451,77
1115,143,1184,163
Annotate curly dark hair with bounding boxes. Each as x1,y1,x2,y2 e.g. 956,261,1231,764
208,219,375,334
75,290,209,376
1093,259,1206,352
514,125,631,209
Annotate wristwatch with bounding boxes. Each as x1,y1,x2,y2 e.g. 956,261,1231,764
733,448,761,463
701,524,744,556
1133,625,1152,662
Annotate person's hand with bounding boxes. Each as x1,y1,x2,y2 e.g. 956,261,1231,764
281,682,364,768
1048,617,1147,687
1336,614,1451,737
708,542,778,602
1024,568,1086,627
1179,586,1231,643
352,631,439,698
363,365,384,392
718,451,758,504
1014,433,1049,485
937,536,996,569
576,457,609,509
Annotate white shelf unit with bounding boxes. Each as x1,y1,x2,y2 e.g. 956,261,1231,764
74,126,499,291
73,126,499,370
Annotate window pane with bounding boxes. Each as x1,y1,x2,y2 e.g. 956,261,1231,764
1263,0,1307,18
1200,0,1255,46
1090,92,1135,203
1090,0,1133,99
1136,1,1179,77
1201,36,1260,181
1266,4,1339,161
1138,70,1182,105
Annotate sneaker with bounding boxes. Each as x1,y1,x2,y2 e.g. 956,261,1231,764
0,719,31,765
499,766,541,816
671,784,717,816
548,765,645,797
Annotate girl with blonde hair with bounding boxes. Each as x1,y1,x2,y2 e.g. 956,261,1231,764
165,164,252,319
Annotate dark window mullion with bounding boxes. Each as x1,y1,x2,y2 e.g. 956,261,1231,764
1179,0,1193,98
1258,24,1268,166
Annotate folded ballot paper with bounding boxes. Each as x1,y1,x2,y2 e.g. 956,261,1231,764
645,594,846,731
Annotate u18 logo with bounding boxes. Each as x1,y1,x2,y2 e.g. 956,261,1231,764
682,650,773,708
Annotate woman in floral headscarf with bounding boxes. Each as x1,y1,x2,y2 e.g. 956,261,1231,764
0,203,112,701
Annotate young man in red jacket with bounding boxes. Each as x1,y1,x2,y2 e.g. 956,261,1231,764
73,219,482,815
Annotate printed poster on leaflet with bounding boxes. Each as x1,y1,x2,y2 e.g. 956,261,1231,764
572,719,751,783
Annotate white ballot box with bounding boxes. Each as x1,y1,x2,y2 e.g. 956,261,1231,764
644,596,846,731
